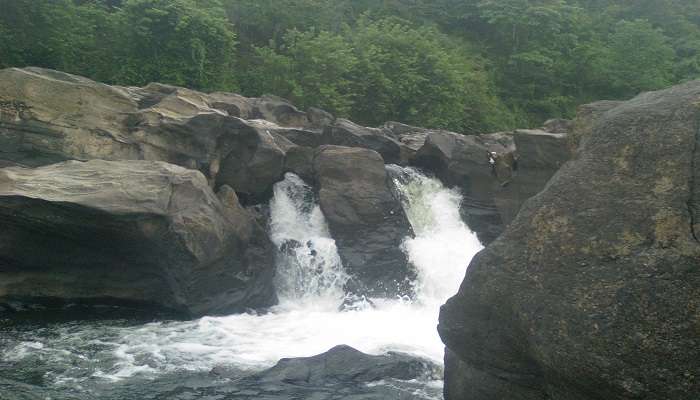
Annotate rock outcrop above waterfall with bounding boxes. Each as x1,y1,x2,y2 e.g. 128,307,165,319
314,146,414,297
0,160,276,316
439,81,700,399
412,127,571,244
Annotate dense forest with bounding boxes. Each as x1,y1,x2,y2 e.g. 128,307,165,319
1,0,699,132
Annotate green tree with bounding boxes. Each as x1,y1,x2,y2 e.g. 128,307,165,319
594,19,675,97
111,0,238,91
241,17,516,132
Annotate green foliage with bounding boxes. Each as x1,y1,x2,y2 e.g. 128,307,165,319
2,0,700,132
0,0,237,91
241,17,515,132
593,19,675,97
110,0,237,90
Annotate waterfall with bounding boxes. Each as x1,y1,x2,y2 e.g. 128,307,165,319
387,165,483,307
269,173,347,306
0,166,484,397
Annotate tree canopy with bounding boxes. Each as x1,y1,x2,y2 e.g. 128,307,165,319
1,0,699,132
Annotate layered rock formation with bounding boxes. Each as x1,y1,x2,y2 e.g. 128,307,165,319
0,160,276,317
439,81,700,399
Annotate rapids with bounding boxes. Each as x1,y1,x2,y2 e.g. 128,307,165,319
0,167,483,399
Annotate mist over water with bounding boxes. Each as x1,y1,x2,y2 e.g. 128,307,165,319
0,167,483,397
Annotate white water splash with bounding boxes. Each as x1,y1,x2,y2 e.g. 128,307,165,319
269,173,347,307
389,165,484,308
2,168,483,385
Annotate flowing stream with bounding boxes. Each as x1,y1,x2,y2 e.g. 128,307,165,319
0,167,483,399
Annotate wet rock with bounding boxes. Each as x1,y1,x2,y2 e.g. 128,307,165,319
0,160,276,317
185,346,442,400
213,119,288,204
439,81,700,400
412,128,571,244
570,100,624,149
314,146,414,297
272,128,325,148
493,129,571,224
255,345,439,384
412,130,513,244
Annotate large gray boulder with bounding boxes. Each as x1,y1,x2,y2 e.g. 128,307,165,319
0,160,276,317
313,146,414,297
0,67,303,203
439,81,700,399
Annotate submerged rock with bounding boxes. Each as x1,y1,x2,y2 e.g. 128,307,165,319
439,81,700,399
254,345,439,384
314,146,415,297
187,346,442,400
0,160,276,317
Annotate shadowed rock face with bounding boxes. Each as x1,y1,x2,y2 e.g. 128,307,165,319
0,160,276,317
412,128,571,244
439,81,700,399
313,146,414,297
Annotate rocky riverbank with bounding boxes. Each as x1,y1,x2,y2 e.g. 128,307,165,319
0,66,565,313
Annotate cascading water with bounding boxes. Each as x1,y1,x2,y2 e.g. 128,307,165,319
0,168,483,399
269,173,347,306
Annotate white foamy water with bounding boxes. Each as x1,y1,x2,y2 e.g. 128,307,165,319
2,168,483,383
269,173,347,306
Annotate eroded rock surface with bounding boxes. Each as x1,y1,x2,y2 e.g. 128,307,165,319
439,81,700,399
0,160,276,316
314,146,414,297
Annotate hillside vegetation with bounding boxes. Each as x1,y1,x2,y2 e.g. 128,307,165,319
2,0,699,132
